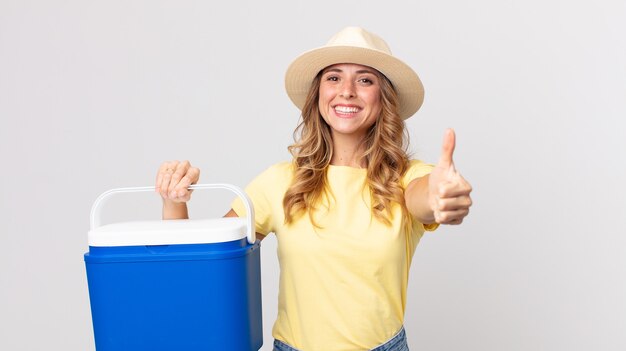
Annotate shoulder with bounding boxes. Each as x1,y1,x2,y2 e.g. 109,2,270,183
238,161,293,205
407,159,432,170
259,161,294,178
249,161,294,186
402,159,435,187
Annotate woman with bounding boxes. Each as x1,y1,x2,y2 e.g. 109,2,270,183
156,27,472,351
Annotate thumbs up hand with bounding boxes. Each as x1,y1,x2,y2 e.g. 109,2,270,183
428,129,473,225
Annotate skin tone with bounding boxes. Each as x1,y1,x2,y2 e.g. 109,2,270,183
156,63,472,236
406,128,473,225
318,64,381,167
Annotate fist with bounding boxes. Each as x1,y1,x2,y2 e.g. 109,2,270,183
428,129,473,225
155,160,200,203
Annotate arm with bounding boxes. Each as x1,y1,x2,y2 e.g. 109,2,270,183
155,160,199,220
156,161,268,241
224,208,267,241
162,201,189,220
405,129,473,225
405,175,436,224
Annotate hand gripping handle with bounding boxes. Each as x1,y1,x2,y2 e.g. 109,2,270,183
89,184,256,244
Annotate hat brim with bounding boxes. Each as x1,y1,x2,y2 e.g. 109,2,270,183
285,46,424,120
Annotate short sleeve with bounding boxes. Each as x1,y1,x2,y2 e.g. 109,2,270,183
231,163,290,235
401,159,435,187
403,159,439,232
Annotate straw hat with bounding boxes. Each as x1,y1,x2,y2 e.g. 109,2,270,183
284,26,424,120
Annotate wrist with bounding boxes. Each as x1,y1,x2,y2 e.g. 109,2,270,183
162,199,189,220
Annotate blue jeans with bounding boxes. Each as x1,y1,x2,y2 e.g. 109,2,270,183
272,326,409,351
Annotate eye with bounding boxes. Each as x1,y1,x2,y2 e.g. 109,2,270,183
358,77,375,85
325,75,339,82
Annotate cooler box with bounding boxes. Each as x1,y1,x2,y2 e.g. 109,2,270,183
84,184,262,351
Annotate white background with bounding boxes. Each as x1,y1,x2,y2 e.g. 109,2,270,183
1,0,625,350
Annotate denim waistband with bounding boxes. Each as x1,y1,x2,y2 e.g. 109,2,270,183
272,326,408,351
371,326,408,351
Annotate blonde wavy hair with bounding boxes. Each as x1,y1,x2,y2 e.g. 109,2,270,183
283,68,411,227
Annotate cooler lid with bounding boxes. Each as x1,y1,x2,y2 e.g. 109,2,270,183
88,217,247,247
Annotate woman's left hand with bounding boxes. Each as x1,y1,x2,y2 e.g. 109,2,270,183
428,129,473,225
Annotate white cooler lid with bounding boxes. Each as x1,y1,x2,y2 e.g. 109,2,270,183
88,217,248,247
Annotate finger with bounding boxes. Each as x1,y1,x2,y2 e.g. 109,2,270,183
437,176,473,198
159,161,179,198
446,217,465,225
438,128,456,171
168,161,190,198
435,208,470,224
173,167,200,198
155,162,171,193
160,172,173,199
435,195,473,211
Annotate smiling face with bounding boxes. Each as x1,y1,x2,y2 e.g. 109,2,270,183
318,63,383,140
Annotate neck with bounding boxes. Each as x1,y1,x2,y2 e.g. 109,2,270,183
329,132,367,168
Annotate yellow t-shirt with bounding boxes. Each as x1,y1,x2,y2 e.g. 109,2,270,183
231,160,437,351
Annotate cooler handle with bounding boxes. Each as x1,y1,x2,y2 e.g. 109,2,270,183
89,184,256,244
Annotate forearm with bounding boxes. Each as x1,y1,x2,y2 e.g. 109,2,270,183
405,175,436,224
162,200,189,220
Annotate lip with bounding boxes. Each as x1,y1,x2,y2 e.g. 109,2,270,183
332,104,362,118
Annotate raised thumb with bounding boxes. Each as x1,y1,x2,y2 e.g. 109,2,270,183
438,128,456,170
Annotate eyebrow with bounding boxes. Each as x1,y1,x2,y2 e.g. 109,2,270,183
322,67,378,75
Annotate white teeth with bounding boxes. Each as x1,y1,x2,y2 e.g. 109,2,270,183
335,106,359,113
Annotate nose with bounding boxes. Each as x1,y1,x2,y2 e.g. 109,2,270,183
339,80,356,99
